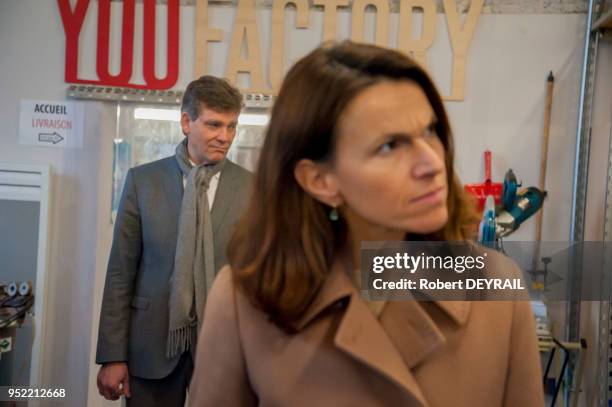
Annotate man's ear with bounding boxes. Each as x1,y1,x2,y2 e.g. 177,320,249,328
294,159,343,207
180,112,192,136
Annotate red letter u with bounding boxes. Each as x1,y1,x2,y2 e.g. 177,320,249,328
143,0,180,89
96,0,135,85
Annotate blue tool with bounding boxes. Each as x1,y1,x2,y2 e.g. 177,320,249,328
478,195,497,248
502,169,519,211
476,168,547,240
496,184,547,237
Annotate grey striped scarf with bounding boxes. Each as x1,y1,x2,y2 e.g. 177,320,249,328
167,138,225,358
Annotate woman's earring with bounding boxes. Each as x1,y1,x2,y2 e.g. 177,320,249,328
329,206,339,221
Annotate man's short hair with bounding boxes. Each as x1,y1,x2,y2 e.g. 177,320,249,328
181,76,243,120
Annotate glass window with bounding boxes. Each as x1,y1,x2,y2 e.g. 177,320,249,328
111,103,267,221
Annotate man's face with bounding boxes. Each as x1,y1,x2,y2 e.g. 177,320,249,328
181,106,240,165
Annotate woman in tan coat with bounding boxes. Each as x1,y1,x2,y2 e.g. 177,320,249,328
189,42,544,407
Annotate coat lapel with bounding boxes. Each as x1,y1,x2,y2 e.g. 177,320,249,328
379,300,469,369
158,158,183,264
161,158,183,224
294,262,472,407
334,291,430,407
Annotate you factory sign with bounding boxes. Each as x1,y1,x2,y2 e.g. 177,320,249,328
57,0,483,100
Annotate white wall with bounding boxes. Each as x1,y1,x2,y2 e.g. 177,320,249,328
0,0,595,405
1,1,104,406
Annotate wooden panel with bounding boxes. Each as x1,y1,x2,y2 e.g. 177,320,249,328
398,0,436,68
351,0,390,47
194,0,224,78
225,0,267,92
270,0,309,93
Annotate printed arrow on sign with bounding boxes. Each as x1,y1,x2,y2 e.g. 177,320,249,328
0,338,10,351
38,132,64,144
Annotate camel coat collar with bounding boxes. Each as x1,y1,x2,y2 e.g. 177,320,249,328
293,262,471,407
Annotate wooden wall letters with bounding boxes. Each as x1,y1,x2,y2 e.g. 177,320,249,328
57,0,484,99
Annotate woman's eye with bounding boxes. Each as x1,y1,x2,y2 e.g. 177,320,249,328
424,124,438,139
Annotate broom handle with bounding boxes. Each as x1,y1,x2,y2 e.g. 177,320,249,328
533,72,554,272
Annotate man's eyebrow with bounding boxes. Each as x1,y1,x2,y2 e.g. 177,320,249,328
203,119,238,126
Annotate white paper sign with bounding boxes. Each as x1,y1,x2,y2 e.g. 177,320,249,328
0,337,12,353
19,99,84,148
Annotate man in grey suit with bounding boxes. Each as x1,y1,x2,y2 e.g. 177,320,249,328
96,76,251,406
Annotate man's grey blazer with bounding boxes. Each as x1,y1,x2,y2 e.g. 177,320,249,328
96,156,252,379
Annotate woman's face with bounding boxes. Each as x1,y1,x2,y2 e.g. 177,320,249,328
332,80,448,240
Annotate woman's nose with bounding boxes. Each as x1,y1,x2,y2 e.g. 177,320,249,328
411,141,445,178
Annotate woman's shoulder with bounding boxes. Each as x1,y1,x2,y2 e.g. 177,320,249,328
209,266,261,318
204,266,237,320
208,266,282,341
468,243,523,280
209,265,234,299
465,243,530,301
213,265,234,289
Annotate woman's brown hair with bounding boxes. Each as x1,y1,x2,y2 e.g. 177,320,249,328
228,41,479,331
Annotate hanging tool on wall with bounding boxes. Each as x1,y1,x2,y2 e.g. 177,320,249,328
465,151,547,245
496,181,548,237
478,195,497,248
464,150,503,211
531,72,555,276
